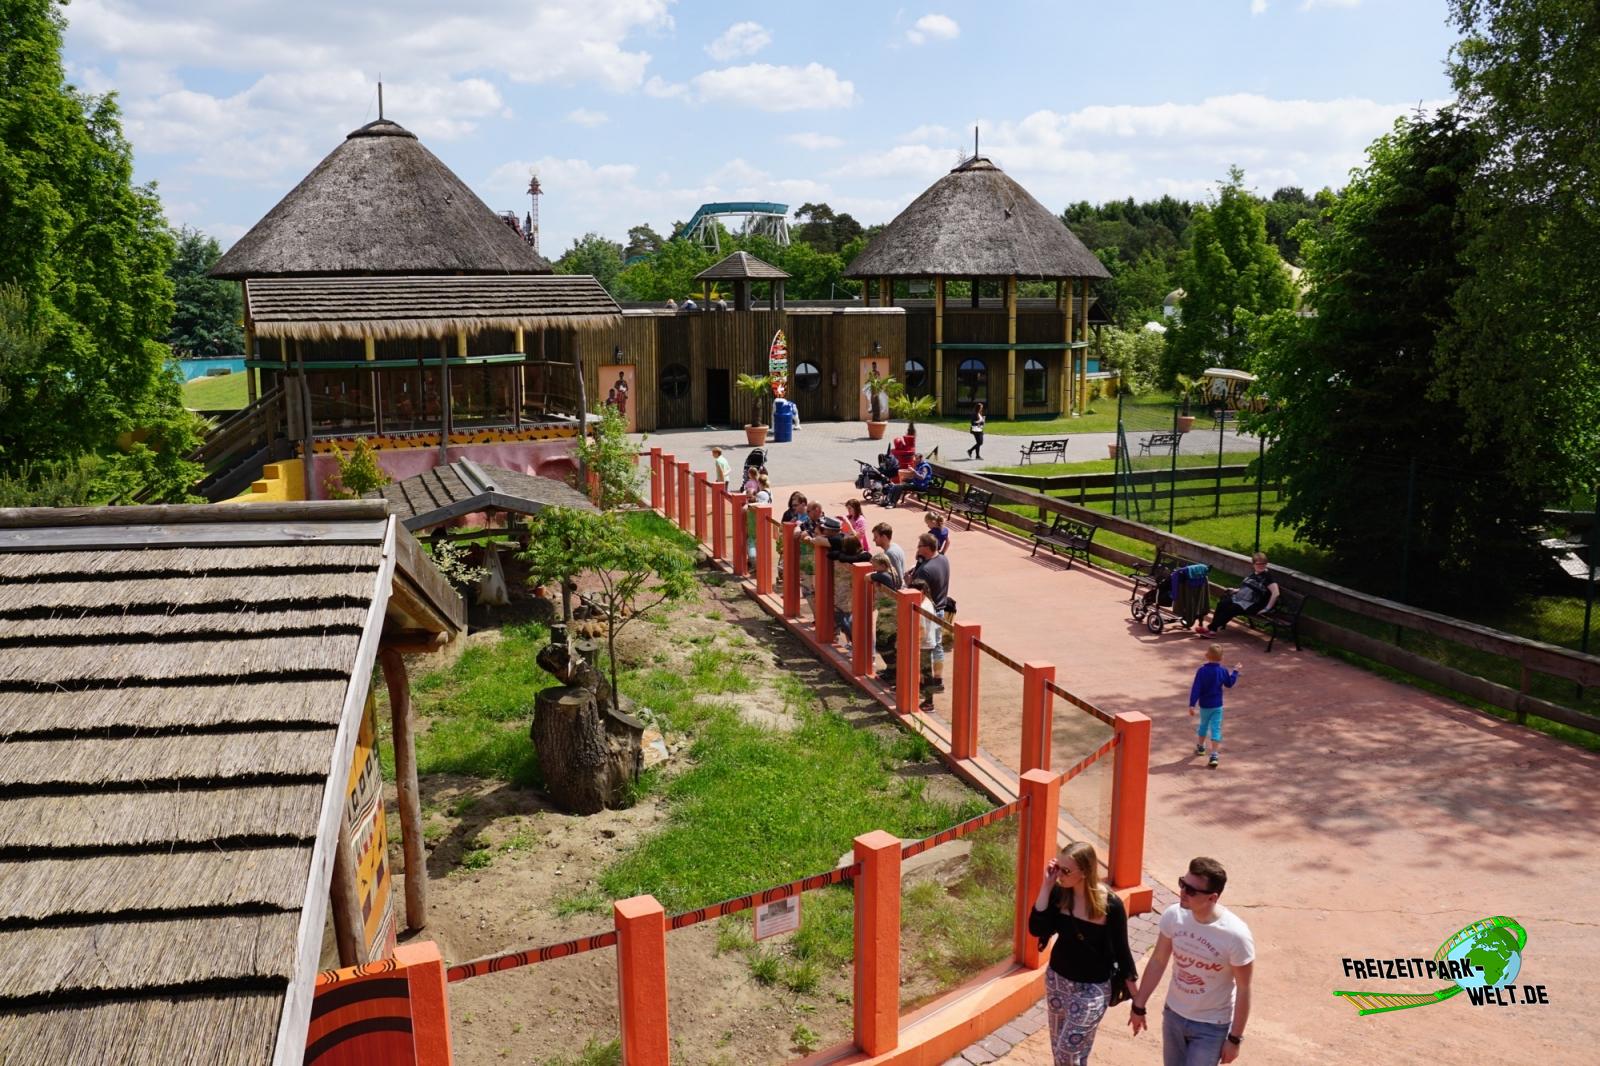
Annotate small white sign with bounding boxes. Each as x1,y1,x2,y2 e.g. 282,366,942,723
753,894,801,941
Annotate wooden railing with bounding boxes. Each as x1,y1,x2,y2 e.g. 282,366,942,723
191,386,283,476
930,463,1600,738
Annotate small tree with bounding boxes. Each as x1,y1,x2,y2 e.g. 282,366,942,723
735,373,772,427
326,437,389,498
888,392,935,435
576,403,641,509
520,508,696,700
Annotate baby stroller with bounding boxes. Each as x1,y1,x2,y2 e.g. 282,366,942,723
854,455,896,506
744,446,769,478
1129,551,1208,634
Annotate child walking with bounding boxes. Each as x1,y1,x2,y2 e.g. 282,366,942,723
1188,645,1241,770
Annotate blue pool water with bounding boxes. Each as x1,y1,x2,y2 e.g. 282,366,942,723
178,357,246,381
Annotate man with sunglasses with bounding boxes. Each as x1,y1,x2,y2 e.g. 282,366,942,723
1129,857,1254,1064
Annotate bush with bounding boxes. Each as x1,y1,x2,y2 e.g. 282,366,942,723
326,437,389,498
1098,326,1166,394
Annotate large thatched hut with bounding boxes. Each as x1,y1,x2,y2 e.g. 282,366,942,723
0,501,463,1065
845,155,1109,419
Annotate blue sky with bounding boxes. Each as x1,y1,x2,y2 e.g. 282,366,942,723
61,1,1461,255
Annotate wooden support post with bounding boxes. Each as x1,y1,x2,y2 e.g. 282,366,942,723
1020,661,1055,775
396,941,456,1065
660,454,677,522
692,472,709,545
782,520,801,617
330,816,364,965
244,322,258,405
731,492,749,577
1077,279,1090,415
895,587,921,714
1110,712,1153,912
853,830,902,1057
648,447,663,510
1060,280,1073,416
675,461,691,534
813,540,833,643
754,504,774,594
951,621,981,760
1015,769,1061,967
851,561,873,677
380,646,427,932
711,483,728,562
614,896,671,1066
934,275,946,416
1005,275,1018,420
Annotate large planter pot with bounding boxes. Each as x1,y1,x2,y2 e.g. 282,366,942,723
1176,415,1196,433
744,424,769,447
1107,443,1122,459
866,420,888,441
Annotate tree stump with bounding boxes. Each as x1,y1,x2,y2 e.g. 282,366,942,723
532,685,611,815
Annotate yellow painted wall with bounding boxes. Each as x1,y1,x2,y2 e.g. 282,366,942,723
229,459,307,502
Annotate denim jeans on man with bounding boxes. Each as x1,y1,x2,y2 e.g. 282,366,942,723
1163,1006,1229,1066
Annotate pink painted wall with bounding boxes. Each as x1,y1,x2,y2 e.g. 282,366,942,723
311,440,579,498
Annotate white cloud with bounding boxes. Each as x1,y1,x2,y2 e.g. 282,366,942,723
906,14,960,45
784,132,845,150
690,63,857,111
1301,0,1361,8
706,21,772,61
828,144,959,181
566,108,610,127
643,75,687,99
1251,0,1269,14
897,123,958,145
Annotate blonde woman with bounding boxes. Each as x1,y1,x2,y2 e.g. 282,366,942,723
1029,842,1139,1065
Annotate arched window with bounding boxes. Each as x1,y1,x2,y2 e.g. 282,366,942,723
904,358,927,395
660,362,689,399
793,361,821,392
956,358,987,408
1023,358,1047,406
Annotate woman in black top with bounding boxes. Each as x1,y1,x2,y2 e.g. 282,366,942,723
1028,841,1138,1065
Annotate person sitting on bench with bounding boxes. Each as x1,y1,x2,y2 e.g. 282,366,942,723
1197,552,1280,636
885,453,933,507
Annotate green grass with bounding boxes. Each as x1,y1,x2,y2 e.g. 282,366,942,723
181,371,249,410
930,390,1174,437
900,821,1019,996
545,1037,621,1066
622,509,698,551
980,449,1261,479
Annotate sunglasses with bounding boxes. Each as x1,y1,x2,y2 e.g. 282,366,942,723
1177,878,1212,896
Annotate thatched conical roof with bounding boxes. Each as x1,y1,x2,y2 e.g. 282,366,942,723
695,251,789,281
845,156,1108,280
212,119,550,279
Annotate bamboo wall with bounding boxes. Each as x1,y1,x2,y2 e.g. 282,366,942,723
910,308,1071,415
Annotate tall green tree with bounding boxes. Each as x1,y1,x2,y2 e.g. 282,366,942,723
554,232,625,295
1249,110,1542,607
624,224,665,260
0,0,200,502
1439,0,1600,498
169,227,243,357
1164,168,1295,381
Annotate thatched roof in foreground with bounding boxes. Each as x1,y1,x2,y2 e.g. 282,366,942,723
380,458,596,532
695,251,789,281
211,118,550,280
845,156,1110,281
246,274,622,341
0,501,464,1066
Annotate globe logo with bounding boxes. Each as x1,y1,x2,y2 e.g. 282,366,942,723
1439,917,1525,992
1333,916,1531,1016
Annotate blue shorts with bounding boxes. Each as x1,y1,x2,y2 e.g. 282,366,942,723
1196,706,1224,743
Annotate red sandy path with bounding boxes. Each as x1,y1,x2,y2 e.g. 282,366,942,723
791,482,1600,1065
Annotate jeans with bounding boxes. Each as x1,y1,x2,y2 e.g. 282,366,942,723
1162,1006,1229,1066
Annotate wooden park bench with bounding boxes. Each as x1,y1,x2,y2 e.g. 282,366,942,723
1030,514,1098,569
1137,432,1182,457
913,475,955,511
1212,408,1239,431
1019,438,1069,464
1242,588,1307,652
948,486,994,530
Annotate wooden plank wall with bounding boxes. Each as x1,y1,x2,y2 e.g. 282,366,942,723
903,308,1069,415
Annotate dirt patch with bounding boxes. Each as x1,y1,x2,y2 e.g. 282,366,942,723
388,569,995,1065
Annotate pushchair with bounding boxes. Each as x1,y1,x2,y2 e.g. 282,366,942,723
853,455,896,506
1129,550,1209,634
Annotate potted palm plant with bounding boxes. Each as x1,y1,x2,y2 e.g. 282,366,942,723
888,392,936,436
864,370,898,440
735,373,772,446
1174,374,1199,433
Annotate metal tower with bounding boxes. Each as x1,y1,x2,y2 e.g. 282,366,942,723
526,172,542,255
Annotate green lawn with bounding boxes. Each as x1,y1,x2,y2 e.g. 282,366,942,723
182,370,249,410
930,390,1175,437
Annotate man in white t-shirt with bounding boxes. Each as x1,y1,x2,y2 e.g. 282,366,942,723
1130,856,1254,1065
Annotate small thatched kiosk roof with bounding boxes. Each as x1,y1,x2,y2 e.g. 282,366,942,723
211,118,550,280
0,501,463,1066
844,155,1109,280
245,275,622,341
694,251,789,281
380,458,596,532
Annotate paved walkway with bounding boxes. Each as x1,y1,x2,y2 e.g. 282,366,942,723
765,477,1599,1065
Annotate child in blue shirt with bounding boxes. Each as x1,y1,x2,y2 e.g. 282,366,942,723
1188,645,1241,769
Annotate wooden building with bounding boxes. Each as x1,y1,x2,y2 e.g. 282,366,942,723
844,155,1109,419
0,501,463,1066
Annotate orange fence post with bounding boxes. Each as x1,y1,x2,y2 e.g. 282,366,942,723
1015,770,1061,968
782,521,801,618
711,484,727,562
675,461,692,534
692,472,708,544
1020,661,1056,775
950,621,981,760
1110,712,1152,903
813,541,834,643
754,505,775,595
851,561,873,677
648,448,662,511
397,941,455,1065
853,830,902,1057
731,493,749,577
660,455,676,522
895,587,921,714
614,895,671,1066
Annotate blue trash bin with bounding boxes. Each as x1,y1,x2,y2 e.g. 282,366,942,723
772,399,794,443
